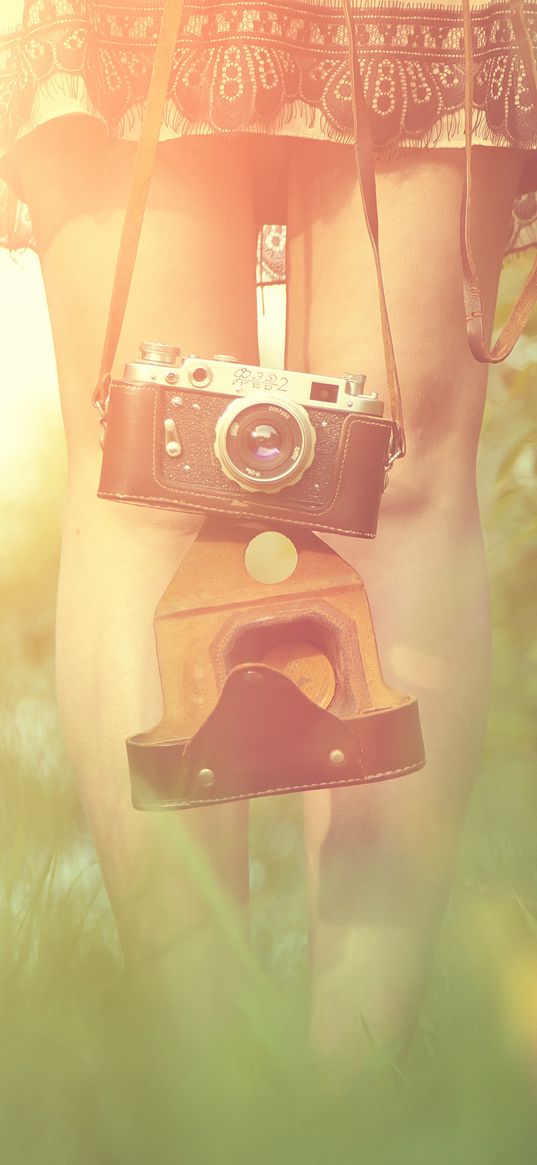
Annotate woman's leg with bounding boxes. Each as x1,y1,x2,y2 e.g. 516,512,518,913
13,120,260,1023
286,143,524,1072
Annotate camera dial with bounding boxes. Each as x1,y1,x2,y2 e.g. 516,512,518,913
139,341,181,366
344,374,367,396
213,394,316,493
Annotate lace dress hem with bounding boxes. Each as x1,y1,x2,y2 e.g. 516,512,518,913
1,0,537,265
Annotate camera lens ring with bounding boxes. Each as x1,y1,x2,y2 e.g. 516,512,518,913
213,394,316,493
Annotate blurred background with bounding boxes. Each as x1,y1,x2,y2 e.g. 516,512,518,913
0,246,536,1164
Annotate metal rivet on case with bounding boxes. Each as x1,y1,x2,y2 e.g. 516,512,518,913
197,768,216,786
171,395,183,406
329,749,345,765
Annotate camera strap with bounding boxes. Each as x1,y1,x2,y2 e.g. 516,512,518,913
92,0,187,430
93,0,537,453
342,0,404,463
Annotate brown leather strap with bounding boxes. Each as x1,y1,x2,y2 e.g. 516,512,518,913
92,0,186,423
342,0,405,463
461,0,537,363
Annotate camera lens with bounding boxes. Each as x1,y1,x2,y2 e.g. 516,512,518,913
242,418,293,472
230,407,297,479
214,397,316,493
246,423,281,463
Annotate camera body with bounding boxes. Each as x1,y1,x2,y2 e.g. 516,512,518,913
98,343,394,538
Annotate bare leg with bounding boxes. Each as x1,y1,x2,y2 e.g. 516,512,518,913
14,121,260,1025
287,143,524,1073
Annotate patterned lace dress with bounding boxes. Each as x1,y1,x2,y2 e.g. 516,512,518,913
1,0,537,277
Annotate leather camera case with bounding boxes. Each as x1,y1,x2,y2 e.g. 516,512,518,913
98,379,392,538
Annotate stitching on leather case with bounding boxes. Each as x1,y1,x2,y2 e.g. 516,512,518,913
134,761,422,808
98,491,377,538
322,415,387,508
152,387,160,483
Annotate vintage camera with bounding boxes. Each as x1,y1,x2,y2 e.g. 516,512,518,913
98,342,394,538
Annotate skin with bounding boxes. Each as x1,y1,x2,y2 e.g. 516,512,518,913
286,140,524,1073
10,117,525,1068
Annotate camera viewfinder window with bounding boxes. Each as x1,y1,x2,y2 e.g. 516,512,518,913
310,381,338,404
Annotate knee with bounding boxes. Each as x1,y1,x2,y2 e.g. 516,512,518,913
378,358,486,524
380,447,477,526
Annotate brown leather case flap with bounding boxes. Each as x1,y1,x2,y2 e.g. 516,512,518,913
128,664,425,810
